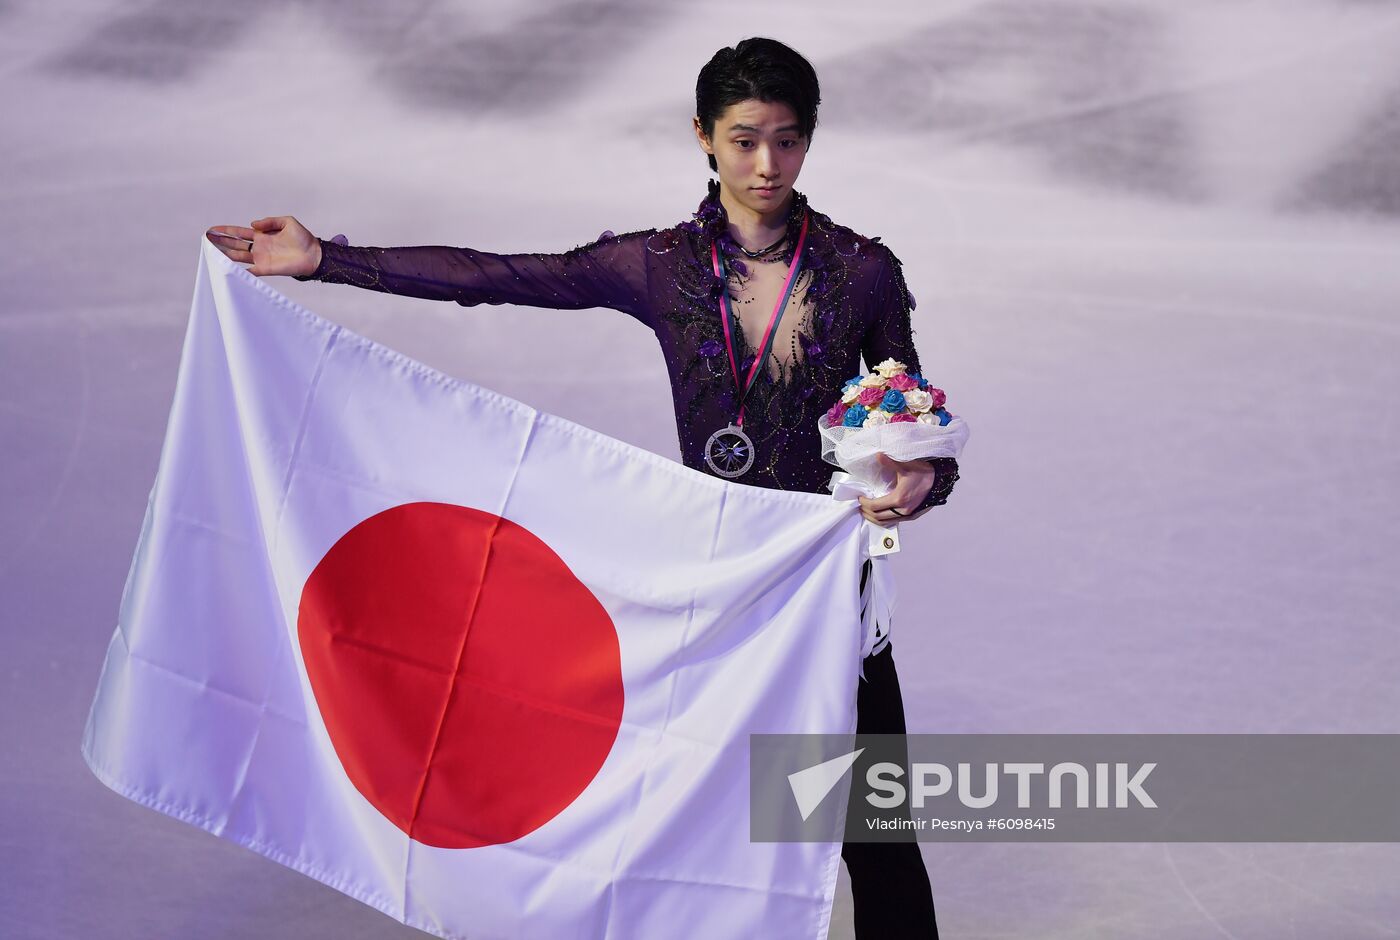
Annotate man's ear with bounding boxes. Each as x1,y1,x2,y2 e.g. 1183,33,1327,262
693,117,711,153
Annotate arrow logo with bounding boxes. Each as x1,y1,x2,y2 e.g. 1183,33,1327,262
787,747,864,821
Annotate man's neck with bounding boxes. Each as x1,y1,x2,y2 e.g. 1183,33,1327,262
718,182,795,252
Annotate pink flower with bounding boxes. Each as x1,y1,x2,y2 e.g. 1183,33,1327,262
928,387,947,409
887,373,919,392
857,386,885,407
890,412,917,423
824,401,847,426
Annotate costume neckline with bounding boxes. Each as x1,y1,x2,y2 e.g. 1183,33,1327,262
691,178,810,264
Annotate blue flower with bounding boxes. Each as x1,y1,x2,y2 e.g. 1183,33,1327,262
844,375,864,388
910,371,928,389
842,405,868,427
881,389,906,412
935,408,951,426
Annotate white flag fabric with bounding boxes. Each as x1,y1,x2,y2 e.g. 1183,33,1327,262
81,238,876,940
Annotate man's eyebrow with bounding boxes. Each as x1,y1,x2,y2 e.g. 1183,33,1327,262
727,123,803,134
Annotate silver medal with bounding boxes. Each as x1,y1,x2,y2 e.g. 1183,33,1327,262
703,422,755,478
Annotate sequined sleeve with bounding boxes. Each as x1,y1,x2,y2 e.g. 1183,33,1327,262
862,245,961,511
860,245,924,376
916,457,960,511
293,228,656,328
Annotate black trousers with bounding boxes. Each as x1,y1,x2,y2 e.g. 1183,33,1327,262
841,560,940,938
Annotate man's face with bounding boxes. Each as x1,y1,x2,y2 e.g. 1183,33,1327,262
694,98,809,216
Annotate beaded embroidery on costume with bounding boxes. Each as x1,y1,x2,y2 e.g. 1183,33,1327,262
295,180,959,507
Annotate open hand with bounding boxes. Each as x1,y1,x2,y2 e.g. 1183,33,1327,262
206,215,320,278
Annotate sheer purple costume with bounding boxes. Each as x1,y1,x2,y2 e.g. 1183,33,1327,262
296,179,959,511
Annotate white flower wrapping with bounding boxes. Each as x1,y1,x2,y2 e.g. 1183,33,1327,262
819,411,970,503
818,359,970,670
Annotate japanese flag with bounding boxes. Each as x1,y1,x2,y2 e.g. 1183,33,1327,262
81,238,872,939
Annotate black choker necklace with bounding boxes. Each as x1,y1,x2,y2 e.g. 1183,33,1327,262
735,233,789,259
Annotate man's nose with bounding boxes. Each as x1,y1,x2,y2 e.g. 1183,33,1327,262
756,144,779,175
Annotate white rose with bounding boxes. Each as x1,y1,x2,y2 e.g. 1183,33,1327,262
863,408,892,427
841,384,863,405
903,388,933,413
859,373,886,388
874,358,908,379
916,410,941,425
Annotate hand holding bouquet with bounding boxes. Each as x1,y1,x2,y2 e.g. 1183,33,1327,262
817,357,969,504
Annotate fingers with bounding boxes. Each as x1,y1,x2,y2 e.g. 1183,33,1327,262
861,510,900,527
206,227,254,248
206,227,255,264
205,229,251,252
250,216,290,232
209,224,256,241
860,490,904,513
857,457,935,524
856,494,911,526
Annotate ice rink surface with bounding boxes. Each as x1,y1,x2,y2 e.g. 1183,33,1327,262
3,1,1399,937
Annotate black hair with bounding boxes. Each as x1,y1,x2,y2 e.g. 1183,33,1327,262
695,37,821,173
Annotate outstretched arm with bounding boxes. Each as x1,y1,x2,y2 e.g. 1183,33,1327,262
293,229,657,329
859,245,961,519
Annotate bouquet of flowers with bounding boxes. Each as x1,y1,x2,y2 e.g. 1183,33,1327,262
817,357,969,500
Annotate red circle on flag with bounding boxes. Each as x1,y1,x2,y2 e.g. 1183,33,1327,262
297,501,625,849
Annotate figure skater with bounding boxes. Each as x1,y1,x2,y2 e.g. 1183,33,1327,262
208,36,956,939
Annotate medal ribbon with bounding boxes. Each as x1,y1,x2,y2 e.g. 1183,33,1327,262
710,208,810,428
